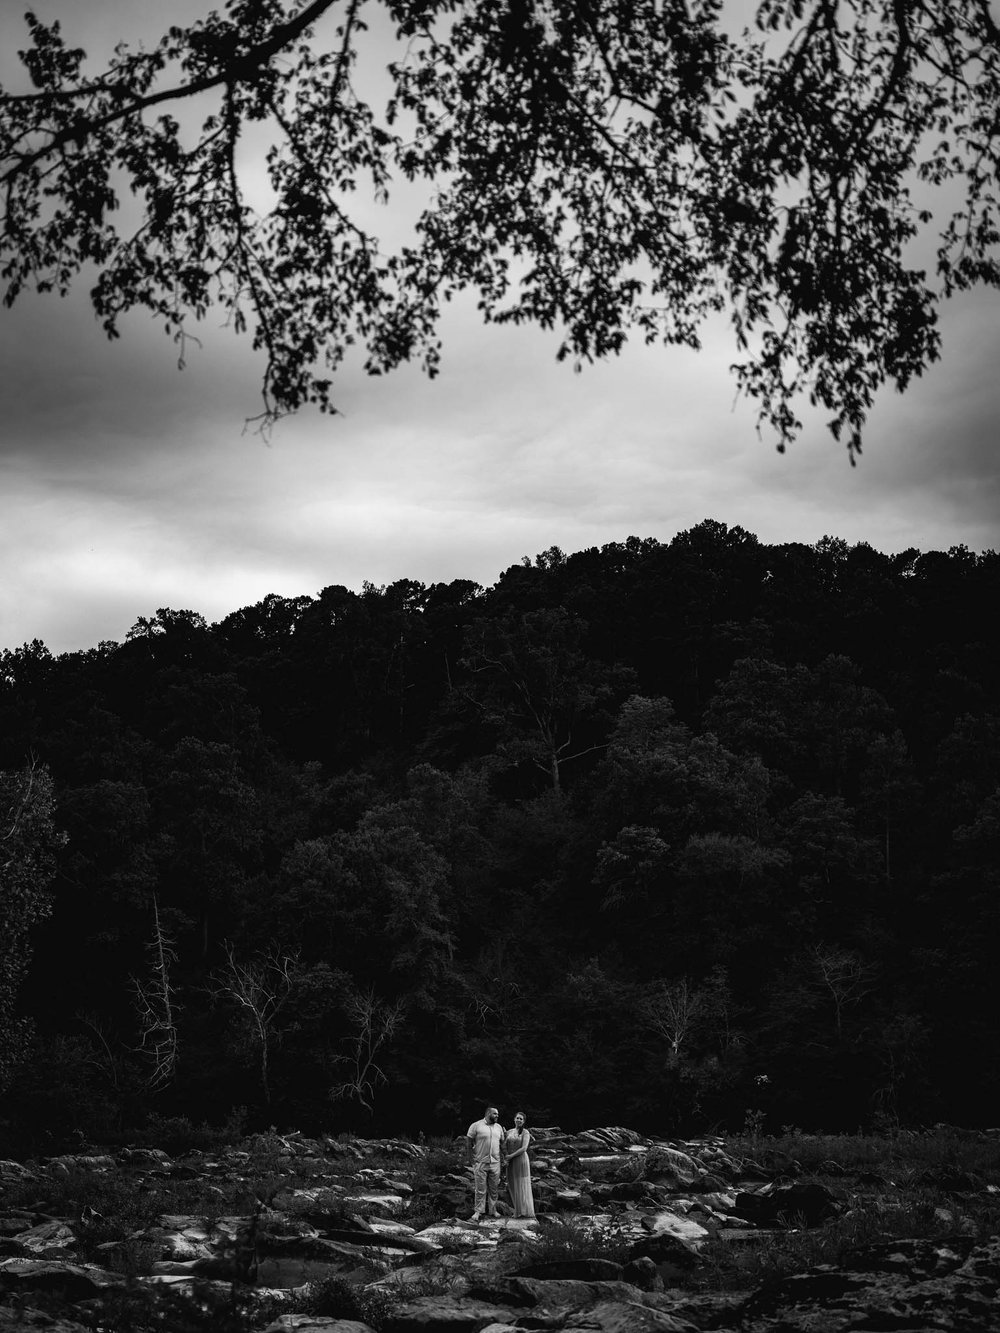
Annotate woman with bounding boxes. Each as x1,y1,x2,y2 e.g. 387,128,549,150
504,1111,535,1219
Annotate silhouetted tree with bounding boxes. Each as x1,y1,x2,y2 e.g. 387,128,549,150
4,3,999,453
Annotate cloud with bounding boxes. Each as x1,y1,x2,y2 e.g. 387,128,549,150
4,280,999,654
2,4,999,654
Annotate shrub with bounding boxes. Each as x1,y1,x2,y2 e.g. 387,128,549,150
84,1282,254,1333
132,1106,248,1155
528,1218,631,1267
290,1275,397,1331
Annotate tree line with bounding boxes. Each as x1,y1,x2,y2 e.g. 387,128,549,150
1,521,998,1151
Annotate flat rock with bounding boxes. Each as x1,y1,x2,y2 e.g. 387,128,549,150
739,1234,1000,1331
468,1276,653,1311
512,1258,625,1283
0,1162,35,1184
11,1221,77,1255
382,1295,515,1330
0,1306,91,1332
734,1181,843,1228
342,1194,407,1213
560,1299,702,1332
578,1129,649,1152
644,1211,711,1246
628,1232,701,1273
263,1317,375,1333
0,1260,123,1300
642,1147,703,1190
44,1156,115,1174
413,1224,498,1252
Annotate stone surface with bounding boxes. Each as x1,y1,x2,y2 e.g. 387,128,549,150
2,1125,994,1333
734,1180,843,1228
560,1300,702,1332
628,1231,701,1274
644,1210,712,1246
739,1235,1000,1332
512,1258,625,1282
643,1147,704,1190
381,1295,518,1330
0,1260,123,1300
10,1222,77,1256
263,1318,376,1333
467,1275,661,1312
622,1255,663,1291
0,1306,91,1332
0,1162,34,1184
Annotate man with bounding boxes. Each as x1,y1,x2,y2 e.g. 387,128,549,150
466,1104,505,1221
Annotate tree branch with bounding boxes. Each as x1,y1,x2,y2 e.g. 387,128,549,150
1,0,342,187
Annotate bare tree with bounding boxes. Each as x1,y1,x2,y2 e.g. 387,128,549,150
641,978,706,1066
813,945,875,1042
77,1012,124,1095
211,943,299,1104
330,989,405,1115
131,895,179,1089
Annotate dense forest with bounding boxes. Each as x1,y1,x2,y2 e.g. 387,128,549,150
1,522,998,1153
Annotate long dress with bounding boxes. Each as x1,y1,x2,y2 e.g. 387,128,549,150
505,1128,535,1219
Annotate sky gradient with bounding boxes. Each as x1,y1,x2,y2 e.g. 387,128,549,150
2,3,999,656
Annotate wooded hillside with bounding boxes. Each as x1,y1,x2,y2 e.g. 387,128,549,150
2,522,998,1150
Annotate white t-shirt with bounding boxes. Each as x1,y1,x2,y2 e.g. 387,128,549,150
467,1118,504,1165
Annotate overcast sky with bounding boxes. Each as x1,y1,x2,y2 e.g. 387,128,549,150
2,3,999,656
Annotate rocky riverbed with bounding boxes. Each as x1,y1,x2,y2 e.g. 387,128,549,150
1,1125,998,1331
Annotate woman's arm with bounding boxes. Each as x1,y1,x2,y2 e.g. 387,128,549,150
506,1131,530,1161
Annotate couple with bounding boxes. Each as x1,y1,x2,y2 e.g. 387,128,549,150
465,1105,535,1221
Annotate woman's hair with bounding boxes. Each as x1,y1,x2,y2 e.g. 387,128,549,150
514,1110,526,1121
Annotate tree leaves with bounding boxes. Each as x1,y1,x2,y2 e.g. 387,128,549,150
2,2,998,451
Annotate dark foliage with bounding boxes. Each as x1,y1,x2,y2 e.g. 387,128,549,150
1,522,998,1149
3,3,1000,454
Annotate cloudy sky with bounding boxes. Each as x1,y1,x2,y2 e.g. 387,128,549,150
2,3,999,656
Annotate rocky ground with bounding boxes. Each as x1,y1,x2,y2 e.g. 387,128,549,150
1,1125,998,1331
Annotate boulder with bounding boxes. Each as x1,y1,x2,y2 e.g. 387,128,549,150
467,1275,653,1311
739,1234,1000,1331
628,1231,701,1274
0,1259,123,1300
352,1139,425,1161
642,1147,703,1190
545,1187,594,1211
461,1278,708,1333
560,1300,701,1332
734,1181,843,1228
589,1181,642,1204
916,1166,983,1193
0,1161,35,1184
642,1210,711,1246
409,1223,496,1252
118,1147,172,1169
0,1307,91,1332
697,1191,737,1213
341,1194,407,1215
324,1139,365,1160
621,1256,663,1291
381,1295,518,1330
511,1257,625,1283
44,1156,115,1175
578,1128,649,1152
11,1220,77,1255
577,1155,635,1183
